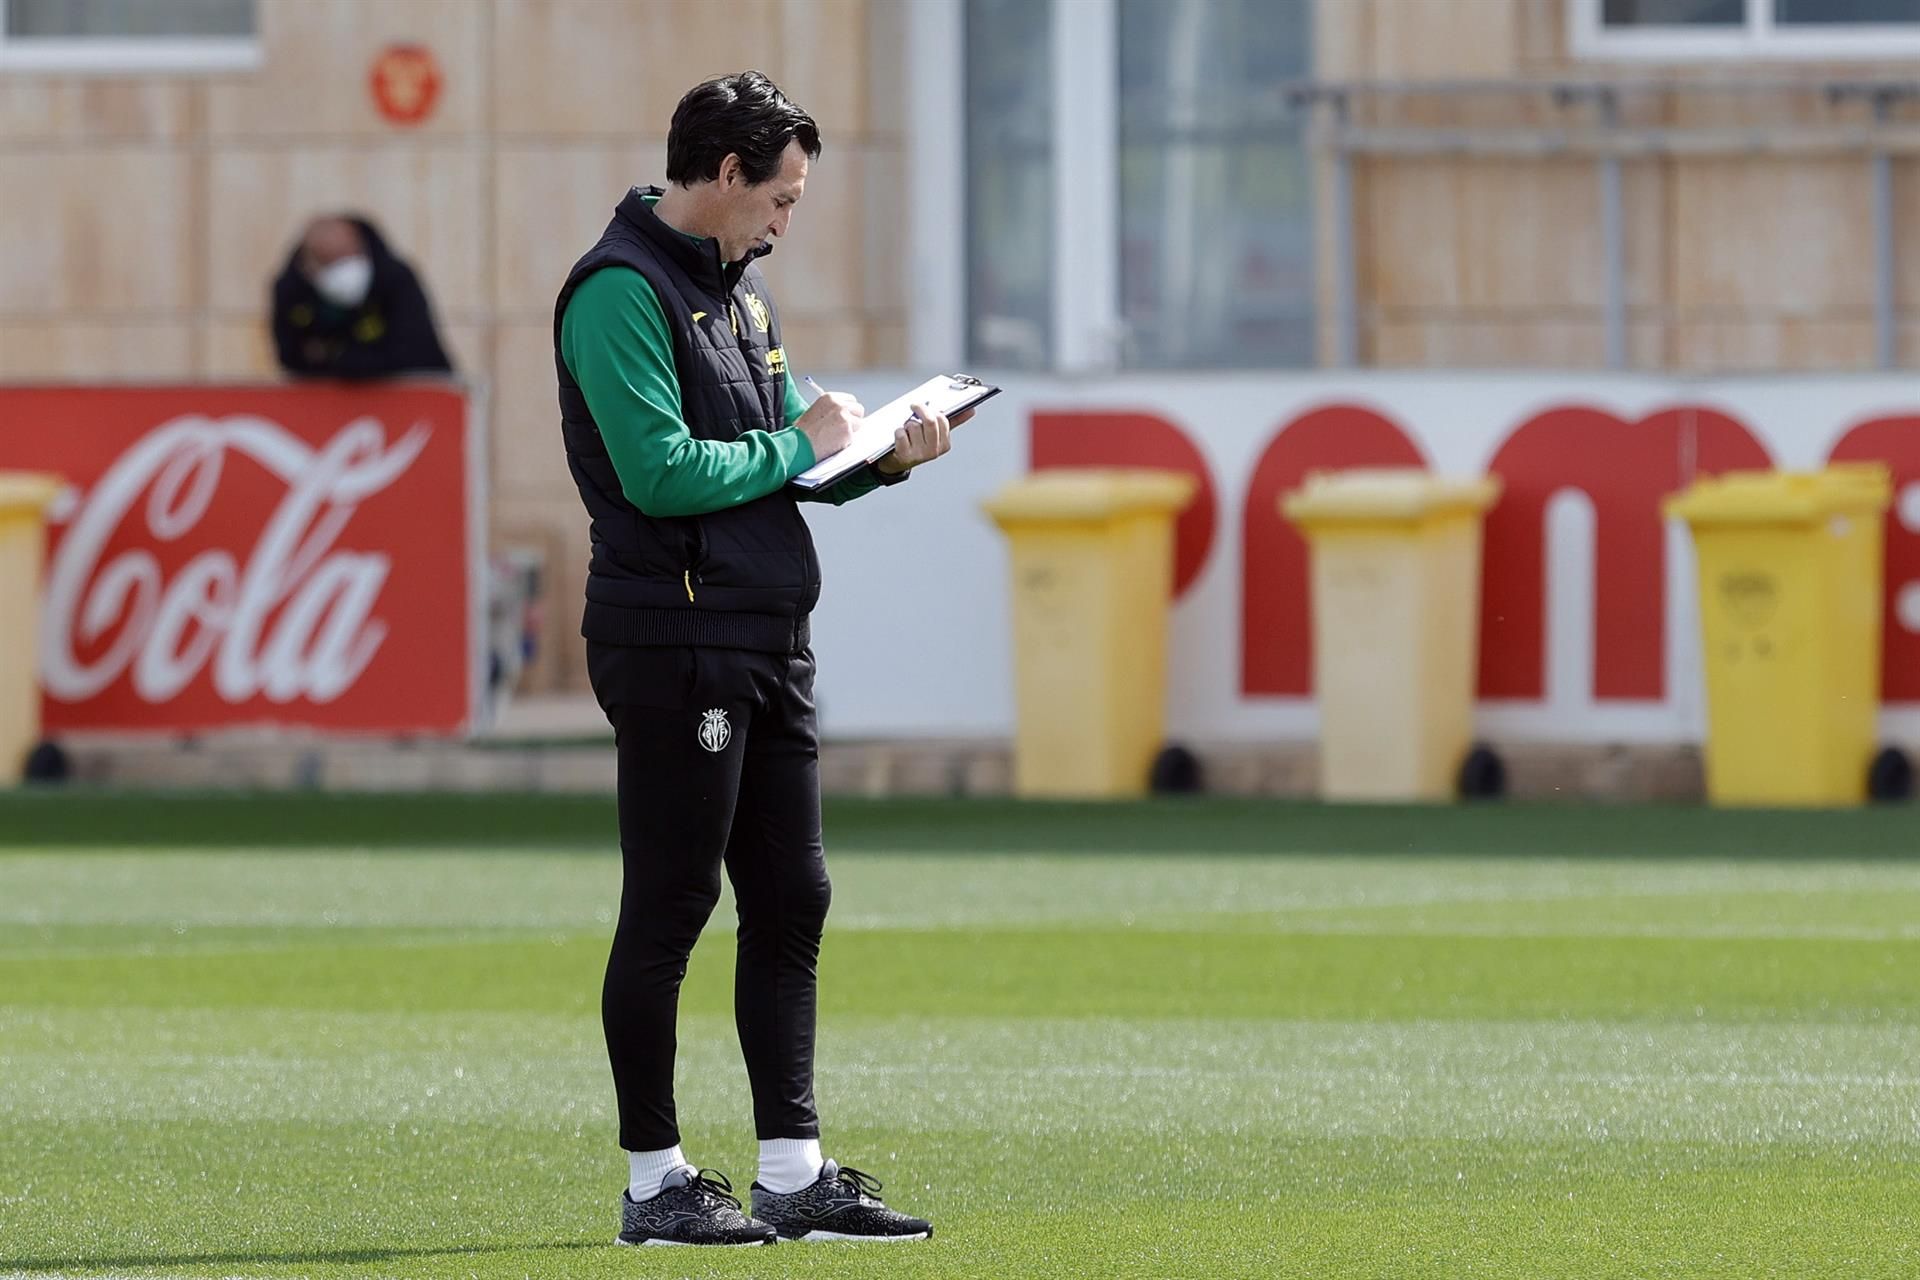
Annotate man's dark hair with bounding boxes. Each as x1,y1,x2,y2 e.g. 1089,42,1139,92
666,71,822,186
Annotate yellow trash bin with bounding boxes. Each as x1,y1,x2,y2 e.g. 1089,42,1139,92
0,472,63,783
1282,469,1501,802
1665,465,1891,807
983,468,1196,798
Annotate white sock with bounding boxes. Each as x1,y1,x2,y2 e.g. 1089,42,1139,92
627,1145,689,1200
757,1137,824,1194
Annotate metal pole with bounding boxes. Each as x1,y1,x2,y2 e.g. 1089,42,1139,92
1051,0,1119,373
905,0,967,369
1598,91,1627,371
1330,93,1358,368
1872,95,1897,371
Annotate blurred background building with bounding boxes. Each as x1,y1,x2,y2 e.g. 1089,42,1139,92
4,0,1918,701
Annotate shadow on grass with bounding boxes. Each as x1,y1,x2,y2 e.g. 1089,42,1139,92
0,1238,607,1272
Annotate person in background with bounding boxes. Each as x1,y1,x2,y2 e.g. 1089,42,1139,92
270,214,453,380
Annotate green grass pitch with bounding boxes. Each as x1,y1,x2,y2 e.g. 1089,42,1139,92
2,793,1918,1278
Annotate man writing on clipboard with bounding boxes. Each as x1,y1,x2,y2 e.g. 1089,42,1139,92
554,71,971,1247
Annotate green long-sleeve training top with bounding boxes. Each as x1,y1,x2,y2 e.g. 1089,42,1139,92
560,266,886,515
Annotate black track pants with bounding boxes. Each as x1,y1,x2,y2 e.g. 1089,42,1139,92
587,641,830,1152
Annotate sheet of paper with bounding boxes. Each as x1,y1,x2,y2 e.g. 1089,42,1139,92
789,374,997,490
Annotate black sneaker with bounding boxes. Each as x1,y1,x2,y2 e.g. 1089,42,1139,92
750,1160,933,1242
616,1167,777,1247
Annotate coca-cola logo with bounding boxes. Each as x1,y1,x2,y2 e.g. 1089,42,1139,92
41,414,430,707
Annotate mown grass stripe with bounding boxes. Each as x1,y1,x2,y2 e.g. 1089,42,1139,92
7,827,1920,1277
4,791,1920,858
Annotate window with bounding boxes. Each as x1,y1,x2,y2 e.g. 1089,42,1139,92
1117,0,1314,369
0,0,259,72
953,0,1316,373
965,0,1054,369
1574,0,1920,57
1775,0,1920,19
1600,0,1743,24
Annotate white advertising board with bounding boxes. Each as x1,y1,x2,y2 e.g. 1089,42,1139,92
802,373,1920,745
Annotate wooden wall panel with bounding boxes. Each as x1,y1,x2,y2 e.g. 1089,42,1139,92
0,149,194,313
775,0,870,142
1372,315,1603,366
199,319,277,378
1892,159,1920,310
1668,158,1873,311
492,321,578,506
492,143,658,317
757,145,868,316
777,315,866,370
0,322,193,379
490,0,776,137
0,78,195,141
1365,159,1608,309
206,0,484,138
1363,0,1523,79
1671,318,1878,373
204,144,487,316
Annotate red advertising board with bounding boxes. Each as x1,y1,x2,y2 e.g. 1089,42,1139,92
0,384,477,736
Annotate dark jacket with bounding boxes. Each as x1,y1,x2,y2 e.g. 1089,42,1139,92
271,217,453,380
555,186,817,653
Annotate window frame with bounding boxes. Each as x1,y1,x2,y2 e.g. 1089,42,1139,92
924,0,1319,373
924,0,1124,374
906,0,969,370
1570,0,1920,61
920,0,1127,374
0,0,261,74
1049,0,1119,373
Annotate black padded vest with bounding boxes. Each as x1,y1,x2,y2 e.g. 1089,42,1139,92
555,186,817,653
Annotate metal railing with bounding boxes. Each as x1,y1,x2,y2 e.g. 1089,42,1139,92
1271,78,1920,370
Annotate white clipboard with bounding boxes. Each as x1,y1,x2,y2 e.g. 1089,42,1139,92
787,373,1001,492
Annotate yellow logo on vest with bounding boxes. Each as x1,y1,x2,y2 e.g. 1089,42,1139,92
743,293,770,332
691,310,707,323
766,346,786,374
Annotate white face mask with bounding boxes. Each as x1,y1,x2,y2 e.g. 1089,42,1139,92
313,254,373,308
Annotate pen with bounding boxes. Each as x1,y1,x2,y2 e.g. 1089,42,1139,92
805,375,923,426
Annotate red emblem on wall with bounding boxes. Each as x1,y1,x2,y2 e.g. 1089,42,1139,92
370,44,442,128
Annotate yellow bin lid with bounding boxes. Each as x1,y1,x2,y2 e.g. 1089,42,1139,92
983,468,1197,526
1282,468,1501,527
1664,464,1892,525
0,471,64,517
